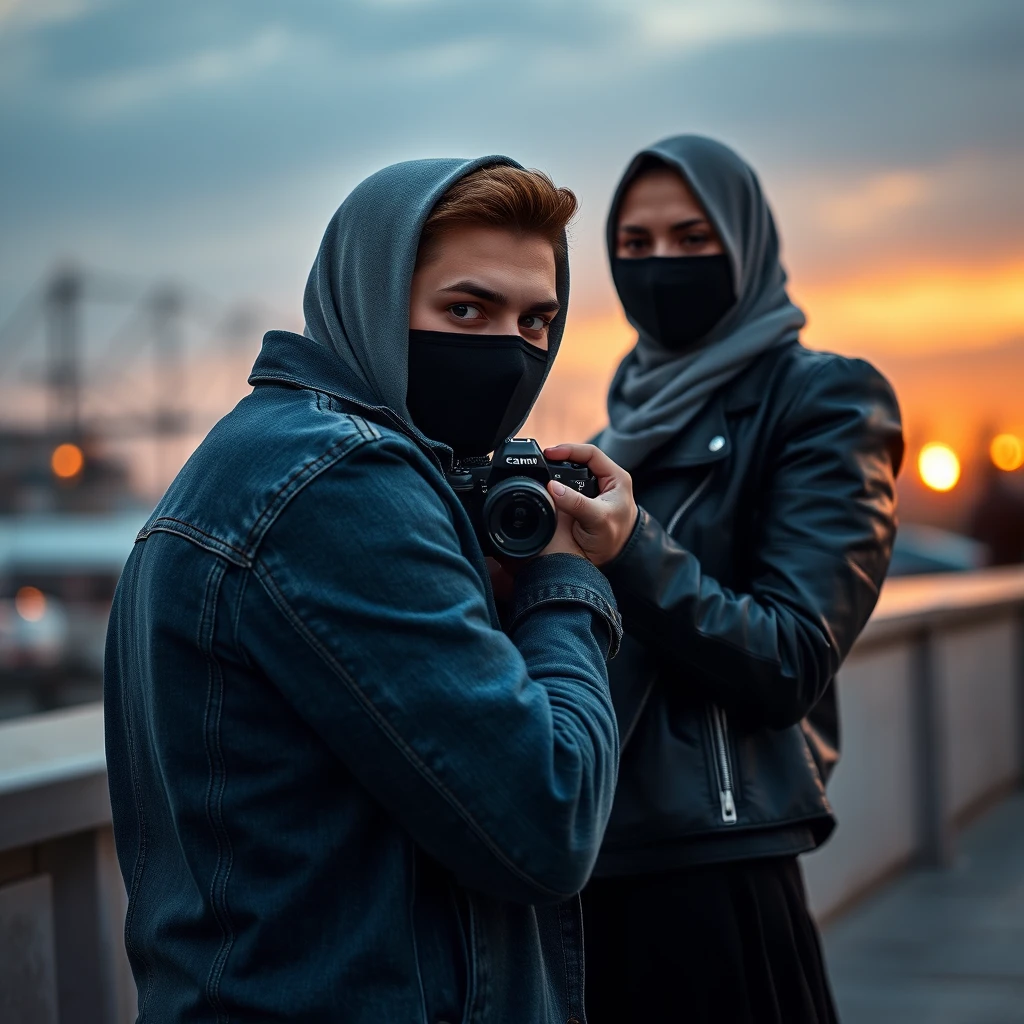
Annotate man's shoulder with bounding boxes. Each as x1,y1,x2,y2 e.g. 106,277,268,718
144,383,439,565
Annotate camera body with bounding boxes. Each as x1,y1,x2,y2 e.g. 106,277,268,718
447,438,598,559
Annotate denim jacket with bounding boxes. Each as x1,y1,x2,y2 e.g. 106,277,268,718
104,331,621,1023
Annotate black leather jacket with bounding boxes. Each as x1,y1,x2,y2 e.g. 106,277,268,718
596,341,904,876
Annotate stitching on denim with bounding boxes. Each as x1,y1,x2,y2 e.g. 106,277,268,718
198,559,234,1022
142,518,250,564
241,430,379,553
231,569,253,670
118,554,154,1022
252,559,570,901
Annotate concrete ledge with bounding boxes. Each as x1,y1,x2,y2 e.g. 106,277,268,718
0,706,108,855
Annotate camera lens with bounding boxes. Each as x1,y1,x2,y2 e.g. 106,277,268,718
483,477,556,558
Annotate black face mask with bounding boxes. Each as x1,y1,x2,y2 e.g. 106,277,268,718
406,330,548,456
612,253,735,352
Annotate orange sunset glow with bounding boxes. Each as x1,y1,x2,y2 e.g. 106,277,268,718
529,255,1024,464
796,261,1024,356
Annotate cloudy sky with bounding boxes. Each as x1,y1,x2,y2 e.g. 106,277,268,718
1,0,1022,477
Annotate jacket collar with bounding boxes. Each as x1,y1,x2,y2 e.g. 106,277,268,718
643,341,795,470
248,331,453,471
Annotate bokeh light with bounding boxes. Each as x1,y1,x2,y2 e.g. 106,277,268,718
990,433,1024,472
918,442,961,492
14,586,47,622
51,443,84,479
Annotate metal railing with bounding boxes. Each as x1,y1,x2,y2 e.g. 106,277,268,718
2,567,1023,1022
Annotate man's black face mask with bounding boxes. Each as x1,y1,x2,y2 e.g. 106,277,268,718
406,330,547,457
612,253,735,352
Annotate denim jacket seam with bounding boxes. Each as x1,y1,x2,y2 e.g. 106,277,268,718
117,554,154,1022
251,558,571,902
231,569,253,670
140,520,250,567
197,559,235,1021
241,428,380,553
140,430,381,567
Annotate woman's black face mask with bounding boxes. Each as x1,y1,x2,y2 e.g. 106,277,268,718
406,329,547,457
612,254,735,352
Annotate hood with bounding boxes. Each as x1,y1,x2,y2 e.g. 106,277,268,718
301,155,570,437
605,134,804,353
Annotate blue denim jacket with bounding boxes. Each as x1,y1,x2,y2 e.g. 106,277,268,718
104,331,621,1023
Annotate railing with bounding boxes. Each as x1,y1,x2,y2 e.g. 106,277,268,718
1,567,1023,1023
803,567,1024,919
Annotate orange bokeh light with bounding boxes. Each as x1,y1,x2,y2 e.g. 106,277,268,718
14,586,47,622
918,442,961,492
51,443,84,479
990,434,1024,472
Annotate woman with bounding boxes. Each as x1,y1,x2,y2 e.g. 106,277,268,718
553,135,904,1021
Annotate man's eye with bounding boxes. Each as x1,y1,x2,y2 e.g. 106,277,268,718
448,303,485,320
520,315,550,331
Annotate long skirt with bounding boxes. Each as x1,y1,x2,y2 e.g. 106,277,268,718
580,856,839,1024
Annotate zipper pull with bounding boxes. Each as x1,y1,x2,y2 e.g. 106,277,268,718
720,789,737,824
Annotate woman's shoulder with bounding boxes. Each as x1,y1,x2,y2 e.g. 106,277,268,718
769,344,899,416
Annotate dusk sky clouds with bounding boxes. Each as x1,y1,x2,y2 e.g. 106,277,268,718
1,0,1022,376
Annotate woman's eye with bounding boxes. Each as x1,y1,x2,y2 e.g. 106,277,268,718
448,303,485,320
684,234,711,247
520,315,550,332
623,238,648,252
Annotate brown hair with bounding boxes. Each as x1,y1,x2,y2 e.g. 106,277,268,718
418,164,578,265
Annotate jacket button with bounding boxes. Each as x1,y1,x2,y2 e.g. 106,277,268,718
708,435,725,452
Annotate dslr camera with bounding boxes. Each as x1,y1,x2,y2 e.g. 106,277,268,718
448,438,598,559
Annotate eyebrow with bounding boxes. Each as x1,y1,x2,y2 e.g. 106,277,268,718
620,218,708,234
441,281,510,306
442,281,560,316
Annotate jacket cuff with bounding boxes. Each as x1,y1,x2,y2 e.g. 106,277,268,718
509,553,623,659
602,506,650,574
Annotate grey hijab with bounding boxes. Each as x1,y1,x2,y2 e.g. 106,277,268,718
596,135,805,470
302,156,570,436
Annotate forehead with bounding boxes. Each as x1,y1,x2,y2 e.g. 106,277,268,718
422,224,556,280
617,168,706,224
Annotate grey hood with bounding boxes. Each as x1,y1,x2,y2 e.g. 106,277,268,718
597,135,806,470
302,156,570,438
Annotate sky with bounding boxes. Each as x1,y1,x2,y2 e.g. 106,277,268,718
1,0,1022,493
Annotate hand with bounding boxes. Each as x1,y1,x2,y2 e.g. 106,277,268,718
543,443,638,567
539,509,588,560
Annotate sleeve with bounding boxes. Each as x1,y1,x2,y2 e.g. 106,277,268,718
244,434,621,904
603,357,904,729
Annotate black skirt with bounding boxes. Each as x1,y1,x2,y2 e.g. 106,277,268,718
580,856,839,1024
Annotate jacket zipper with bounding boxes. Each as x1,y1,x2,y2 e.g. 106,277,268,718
666,470,714,535
708,705,738,824
664,469,736,823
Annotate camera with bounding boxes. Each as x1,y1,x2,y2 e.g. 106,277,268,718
447,438,598,559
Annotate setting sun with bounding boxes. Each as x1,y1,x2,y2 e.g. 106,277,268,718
990,433,1024,472
918,442,961,492
51,443,84,479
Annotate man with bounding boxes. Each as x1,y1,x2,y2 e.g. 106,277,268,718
104,157,623,1022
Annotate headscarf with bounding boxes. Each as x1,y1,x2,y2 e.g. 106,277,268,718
596,135,805,470
301,156,570,435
